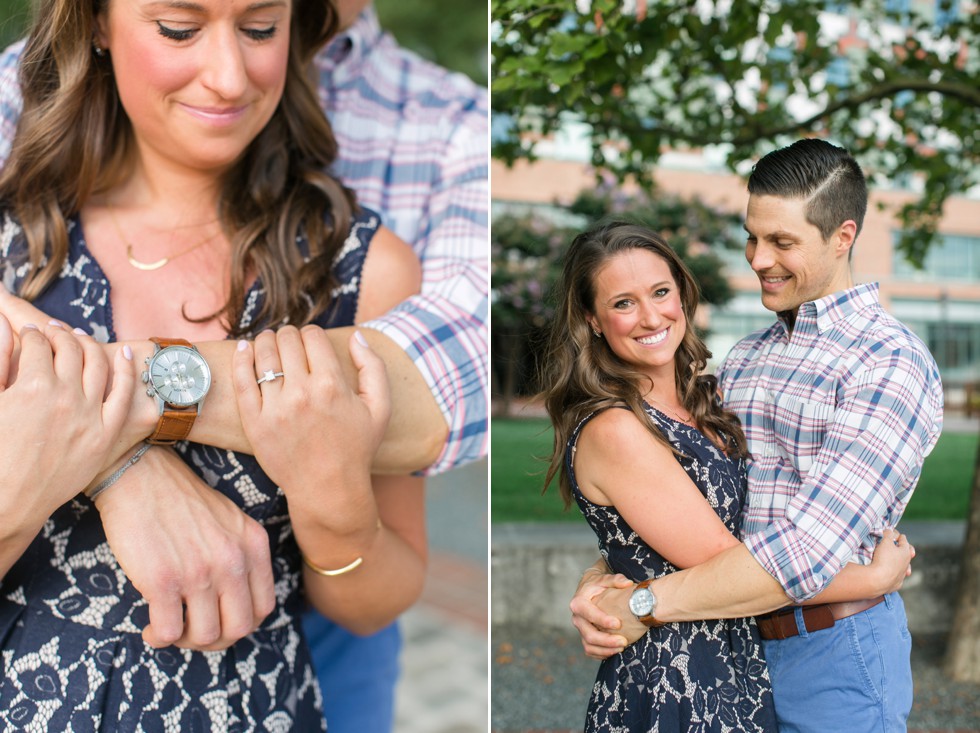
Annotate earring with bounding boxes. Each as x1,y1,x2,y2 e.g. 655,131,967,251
93,40,106,57
592,327,602,338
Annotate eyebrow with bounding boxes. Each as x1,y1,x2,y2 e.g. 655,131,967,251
604,280,673,302
742,224,799,241
143,0,287,11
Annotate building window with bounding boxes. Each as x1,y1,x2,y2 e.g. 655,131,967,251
891,298,980,380
892,232,980,282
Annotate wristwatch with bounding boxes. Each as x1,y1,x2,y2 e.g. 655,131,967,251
142,337,212,445
629,579,664,628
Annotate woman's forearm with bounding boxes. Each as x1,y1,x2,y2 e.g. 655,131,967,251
295,475,428,635
0,521,45,579
114,329,447,474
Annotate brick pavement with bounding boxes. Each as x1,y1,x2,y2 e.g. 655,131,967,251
394,550,488,733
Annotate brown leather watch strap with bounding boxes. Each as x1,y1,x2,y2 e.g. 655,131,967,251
150,336,192,349
146,337,199,445
147,409,198,445
635,579,666,628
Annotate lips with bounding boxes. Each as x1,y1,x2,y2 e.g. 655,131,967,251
180,103,249,126
635,328,669,346
760,274,791,292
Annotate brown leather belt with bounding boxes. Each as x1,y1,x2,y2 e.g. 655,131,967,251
755,596,885,641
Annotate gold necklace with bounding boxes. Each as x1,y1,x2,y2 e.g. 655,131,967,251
648,396,694,425
108,207,221,271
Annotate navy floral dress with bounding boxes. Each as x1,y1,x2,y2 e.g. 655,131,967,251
568,404,777,733
0,208,380,732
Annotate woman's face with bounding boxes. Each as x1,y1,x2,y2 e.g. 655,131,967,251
587,248,687,383
97,0,291,174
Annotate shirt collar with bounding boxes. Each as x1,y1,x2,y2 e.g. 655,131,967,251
317,4,383,85
782,282,881,336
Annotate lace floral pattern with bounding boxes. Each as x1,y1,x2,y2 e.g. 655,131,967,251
568,404,778,733
0,209,379,732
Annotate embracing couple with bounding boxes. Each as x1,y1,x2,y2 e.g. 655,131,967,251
539,138,944,732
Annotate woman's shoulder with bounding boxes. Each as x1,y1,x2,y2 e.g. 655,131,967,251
355,213,421,322
577,404,668,455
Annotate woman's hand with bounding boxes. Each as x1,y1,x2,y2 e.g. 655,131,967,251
569,566,635,659
1,320,134,520
0,318,134,576
232,325,390,552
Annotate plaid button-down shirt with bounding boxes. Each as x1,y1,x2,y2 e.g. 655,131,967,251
0,7,489,474
718,283,943,602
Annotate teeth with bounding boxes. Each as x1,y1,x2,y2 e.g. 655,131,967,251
636,330,668,345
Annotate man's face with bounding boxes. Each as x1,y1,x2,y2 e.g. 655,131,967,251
743,194,852,314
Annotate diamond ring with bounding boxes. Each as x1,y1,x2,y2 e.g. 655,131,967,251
256,370,285,385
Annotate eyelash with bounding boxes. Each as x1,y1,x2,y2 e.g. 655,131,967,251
155,22,278,42
156,22,194,41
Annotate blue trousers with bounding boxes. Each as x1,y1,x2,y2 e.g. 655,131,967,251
302,610,401,733
761,592,913,733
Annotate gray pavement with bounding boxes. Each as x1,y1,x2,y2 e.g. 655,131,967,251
395,459,489,733
491,625,980,733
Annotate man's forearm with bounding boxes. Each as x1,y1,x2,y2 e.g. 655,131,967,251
651,543,793,621
0,288,446,473
113,329,446,474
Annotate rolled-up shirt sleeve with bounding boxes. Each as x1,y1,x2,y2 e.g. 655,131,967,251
361,113,488,475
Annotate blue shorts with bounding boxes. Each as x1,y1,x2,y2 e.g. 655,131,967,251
761,592,912,733
302,610,402,733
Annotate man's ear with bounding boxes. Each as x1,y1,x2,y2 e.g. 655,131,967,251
835,220,858,258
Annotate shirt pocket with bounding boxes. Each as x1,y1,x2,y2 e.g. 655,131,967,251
766,393,835,476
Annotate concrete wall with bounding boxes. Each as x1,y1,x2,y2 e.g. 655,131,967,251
491,520,966,634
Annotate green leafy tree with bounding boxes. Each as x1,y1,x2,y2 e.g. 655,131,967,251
492,0,978,267
375,0,487,84
493,0,980,682
491,212,569,415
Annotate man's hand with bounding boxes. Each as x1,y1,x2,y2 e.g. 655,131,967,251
871,527,915,595
95,447,275,651
570,568,638,660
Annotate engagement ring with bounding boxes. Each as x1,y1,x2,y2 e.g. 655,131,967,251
256,370,285,385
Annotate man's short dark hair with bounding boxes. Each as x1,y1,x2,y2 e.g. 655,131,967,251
748,139,868,241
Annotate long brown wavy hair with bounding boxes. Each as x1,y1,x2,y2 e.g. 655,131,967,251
0,0,355,335
539,221,749,508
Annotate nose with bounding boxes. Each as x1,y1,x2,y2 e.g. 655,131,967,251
746,240,775,272
199,27,248,99
637,299,661,327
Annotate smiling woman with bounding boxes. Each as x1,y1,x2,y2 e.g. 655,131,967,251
97,0,291,174
0,0,432,728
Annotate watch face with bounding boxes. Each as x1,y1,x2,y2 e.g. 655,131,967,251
146,345,211,407
629,586,655,618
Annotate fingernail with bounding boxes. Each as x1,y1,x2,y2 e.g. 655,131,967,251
48,319,64,329
123,345,133,361
73,327,87,335
354,330,369,348
23,323,38,330
237,339,249,351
